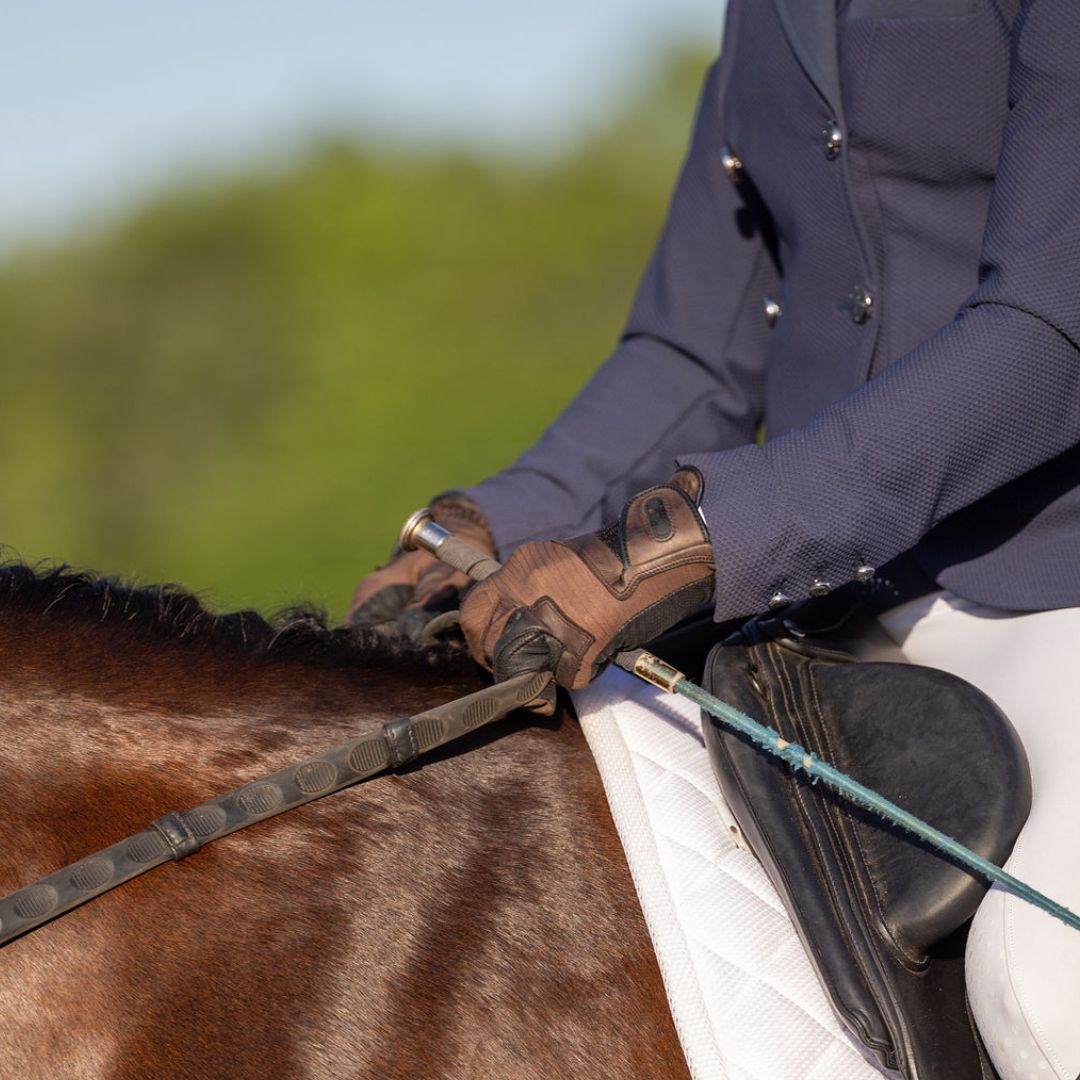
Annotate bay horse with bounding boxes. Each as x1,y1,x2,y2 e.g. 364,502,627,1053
0,564,689,1080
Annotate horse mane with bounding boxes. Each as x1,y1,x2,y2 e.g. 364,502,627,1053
0,562,470,674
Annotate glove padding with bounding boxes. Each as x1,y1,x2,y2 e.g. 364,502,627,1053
461,469,715,695
347,492,496,645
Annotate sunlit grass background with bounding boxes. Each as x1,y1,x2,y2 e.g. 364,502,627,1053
1,49,709,619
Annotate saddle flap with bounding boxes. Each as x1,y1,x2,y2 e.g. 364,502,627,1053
800,657,1031,952
703,632,1028,1079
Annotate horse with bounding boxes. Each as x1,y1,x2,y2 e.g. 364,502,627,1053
0,564,690,1080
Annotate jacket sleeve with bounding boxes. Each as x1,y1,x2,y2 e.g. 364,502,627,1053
468,54,781,552
680,0,1080,622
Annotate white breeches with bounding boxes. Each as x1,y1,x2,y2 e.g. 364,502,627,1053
877,592,1080,1080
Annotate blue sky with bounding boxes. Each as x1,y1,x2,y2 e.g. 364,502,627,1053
1,1,725,247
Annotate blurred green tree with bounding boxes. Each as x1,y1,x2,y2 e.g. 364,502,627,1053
0,49,711,618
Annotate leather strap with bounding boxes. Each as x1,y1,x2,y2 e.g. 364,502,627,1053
381,716,420,768
0,669,552,948
151,812,202,861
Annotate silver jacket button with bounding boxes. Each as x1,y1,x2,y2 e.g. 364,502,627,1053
809,578,832,597
849,286,874,324
854,564,876,583
720,145,744,182
763,296,782,327
823,122,843,160
767,591,791,610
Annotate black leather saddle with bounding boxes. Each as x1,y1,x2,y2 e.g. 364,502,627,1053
700,605,1030,1080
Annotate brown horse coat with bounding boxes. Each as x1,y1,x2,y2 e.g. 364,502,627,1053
0,567,689,1080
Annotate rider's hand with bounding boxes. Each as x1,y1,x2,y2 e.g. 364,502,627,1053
460,468,714,695
347,492,496,645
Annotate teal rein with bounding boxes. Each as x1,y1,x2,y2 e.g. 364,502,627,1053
672,675,1080,934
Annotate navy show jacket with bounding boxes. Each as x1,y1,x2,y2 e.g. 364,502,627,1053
469,0,1080,623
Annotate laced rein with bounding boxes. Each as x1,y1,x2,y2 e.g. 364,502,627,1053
0,670,551,948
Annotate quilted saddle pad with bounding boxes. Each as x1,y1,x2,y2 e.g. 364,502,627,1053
571,667,888,1080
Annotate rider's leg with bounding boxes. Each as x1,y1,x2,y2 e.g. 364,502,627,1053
878,592,1080,1080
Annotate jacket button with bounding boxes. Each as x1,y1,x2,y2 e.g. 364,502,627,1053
854,564,876,583
809,578,832,597
720,145,744,182
767,591,791,610
763,296,782,327
823,122,843,160
849,286,873,324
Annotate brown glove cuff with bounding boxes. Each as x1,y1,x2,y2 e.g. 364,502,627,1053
555,476,711,603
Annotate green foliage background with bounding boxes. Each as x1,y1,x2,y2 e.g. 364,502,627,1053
0,51,709,619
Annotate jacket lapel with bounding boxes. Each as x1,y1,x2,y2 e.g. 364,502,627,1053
771,0,842,118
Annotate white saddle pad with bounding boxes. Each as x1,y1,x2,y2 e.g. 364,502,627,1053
572,667,885,1080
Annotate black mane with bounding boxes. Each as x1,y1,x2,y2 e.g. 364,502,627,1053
0,562,471,673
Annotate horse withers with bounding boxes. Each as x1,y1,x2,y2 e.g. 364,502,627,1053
0,565,688,1080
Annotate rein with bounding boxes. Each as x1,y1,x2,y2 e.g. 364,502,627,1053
0,669,551,948
6,511,1079,946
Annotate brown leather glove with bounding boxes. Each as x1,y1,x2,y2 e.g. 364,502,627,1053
347,492,496,644
460,469,714,693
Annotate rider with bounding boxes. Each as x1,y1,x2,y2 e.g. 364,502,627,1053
350,3,1080,1076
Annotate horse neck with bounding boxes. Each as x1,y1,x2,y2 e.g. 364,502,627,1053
0,605,691,1080
0,608,478,874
